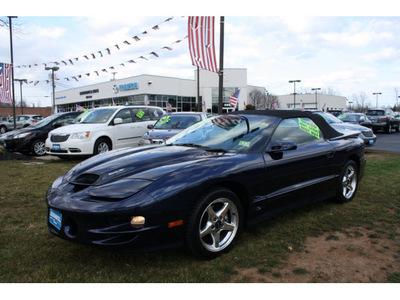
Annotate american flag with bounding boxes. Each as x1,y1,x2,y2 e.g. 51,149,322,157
166,102,172,112
0,63,12,104
188,16,218,73
76,104,84,111
211,115,244,131
230,89,241,108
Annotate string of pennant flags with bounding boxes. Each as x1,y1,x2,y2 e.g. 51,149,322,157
26,36,187,86
14,17,175,70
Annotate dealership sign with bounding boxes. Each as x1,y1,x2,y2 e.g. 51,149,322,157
120,82,138,91
113,82,139,94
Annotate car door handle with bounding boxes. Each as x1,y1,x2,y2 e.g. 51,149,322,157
326,151,334,158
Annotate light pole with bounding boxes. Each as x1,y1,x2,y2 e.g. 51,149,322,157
14,79,27,114
373,92,382,108
45,66,59,114
311,88,321,110
289,80,301,109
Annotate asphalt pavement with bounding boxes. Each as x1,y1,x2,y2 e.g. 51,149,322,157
369,131,400,153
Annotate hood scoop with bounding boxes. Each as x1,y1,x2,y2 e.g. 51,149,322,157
70,173,100,187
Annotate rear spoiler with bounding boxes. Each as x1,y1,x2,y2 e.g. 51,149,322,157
329,130,360,141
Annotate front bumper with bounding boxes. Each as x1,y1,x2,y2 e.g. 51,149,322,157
3,137,33,153
45,138,94,156
46,183,185,252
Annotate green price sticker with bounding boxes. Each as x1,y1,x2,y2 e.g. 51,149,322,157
158,116,171,125
239,141,251,147
136,110,145,119
298,118,320,139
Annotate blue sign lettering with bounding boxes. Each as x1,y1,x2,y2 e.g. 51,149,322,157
119,82,138,91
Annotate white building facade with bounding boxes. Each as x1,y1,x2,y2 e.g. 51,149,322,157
276,93,347,111
55,69,266,114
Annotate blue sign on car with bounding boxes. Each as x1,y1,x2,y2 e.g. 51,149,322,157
49,208,62,230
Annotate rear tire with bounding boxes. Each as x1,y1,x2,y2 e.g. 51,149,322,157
336,160,358,204
0,125,6,134
186,188,243,259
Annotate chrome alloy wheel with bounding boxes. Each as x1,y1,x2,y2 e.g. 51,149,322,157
199,198,239,253
33,140,46,156
342,164,357,200
97,142,110,153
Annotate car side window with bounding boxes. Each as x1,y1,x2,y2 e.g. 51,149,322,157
114,108,133,124
271,117,323,146
132,108,150,122
148,107,163,120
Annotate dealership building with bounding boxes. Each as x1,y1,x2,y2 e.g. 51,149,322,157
54,68,347,113
55,69,266,114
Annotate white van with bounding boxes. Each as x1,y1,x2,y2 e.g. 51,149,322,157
45,106,164,158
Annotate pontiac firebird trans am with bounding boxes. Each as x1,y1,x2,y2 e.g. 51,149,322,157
46,110,366,259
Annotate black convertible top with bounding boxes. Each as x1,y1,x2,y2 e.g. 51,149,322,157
231,109,343,139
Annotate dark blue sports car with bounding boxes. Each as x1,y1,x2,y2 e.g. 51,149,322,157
46,110,366,258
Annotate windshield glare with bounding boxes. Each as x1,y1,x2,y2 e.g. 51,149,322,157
154,114,201,129
316,112,343,124
80,108,117,124
167,115,277,153
31,114,61,128
338,114,359,122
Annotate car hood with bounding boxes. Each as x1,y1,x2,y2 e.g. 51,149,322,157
148,129,182,139
64,145,228,187
50,123,106,134
1,127,34,140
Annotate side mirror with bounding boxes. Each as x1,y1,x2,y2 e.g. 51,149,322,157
266,140,297,153
113,118,123,125
147,124,154,130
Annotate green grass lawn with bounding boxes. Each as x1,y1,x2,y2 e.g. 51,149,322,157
0,151,399,283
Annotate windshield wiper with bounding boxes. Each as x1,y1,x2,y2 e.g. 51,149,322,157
173,143,204,148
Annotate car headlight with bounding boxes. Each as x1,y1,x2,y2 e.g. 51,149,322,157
139,138,151,145
138,134,150,146
13,132,32,139
70,131,90,139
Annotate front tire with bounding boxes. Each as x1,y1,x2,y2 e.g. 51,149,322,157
336,160,358,204
94,138,111,155
0,125,6,134
31,139,46,156
186,188,243,259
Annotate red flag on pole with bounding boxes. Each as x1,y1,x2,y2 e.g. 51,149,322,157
0,63,12,104
188,16,218,73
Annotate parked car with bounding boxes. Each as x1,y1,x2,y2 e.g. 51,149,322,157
327,109,353,117
365,108,400,133
45,106,165,158
46,110,366,258
139,112,210,146
315,112,376,146
337,113,372,128
2,112,81,156
0,114,43,134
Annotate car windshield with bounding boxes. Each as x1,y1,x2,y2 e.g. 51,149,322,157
366,110,384,116
72,109,93,123
315,112,343,124
79,108,117,124
154,114,202,130
167,115,278,153
338,114,360,122
30,114,63,128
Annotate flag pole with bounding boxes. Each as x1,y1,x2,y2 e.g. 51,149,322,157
197,66,200,112
217,16,224,115
8,16,17,129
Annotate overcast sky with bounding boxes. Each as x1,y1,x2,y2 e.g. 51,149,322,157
2,1,400,109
